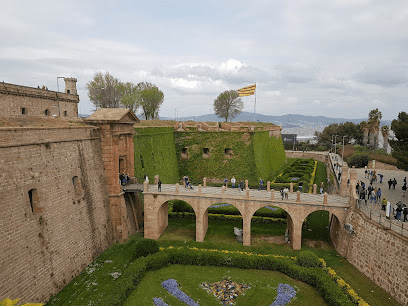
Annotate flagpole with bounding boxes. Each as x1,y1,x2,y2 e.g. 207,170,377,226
253,83,256,122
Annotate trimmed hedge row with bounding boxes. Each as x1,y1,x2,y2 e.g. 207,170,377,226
103,247,354,306
168,211,287,225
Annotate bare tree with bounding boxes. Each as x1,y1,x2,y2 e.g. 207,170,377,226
213,90,243,122
86,72,122,109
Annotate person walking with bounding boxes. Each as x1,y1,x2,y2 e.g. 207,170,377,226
403,205,408,222
158,179,162,192
392,178,397,189
298,180,303,192
258,178,264,190
320,182,324,195
388,179,393,189
223,177,228,187
376,188,381,203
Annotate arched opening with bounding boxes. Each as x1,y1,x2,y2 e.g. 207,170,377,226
44,109,50,116
250,205,288,245
203,147,210,158
124,193,140,235
206,203,243,244
161,199,196,241
181,147,188,159
119,157,126,174
301,210,331,247
224,148,233,158
21,108,27,115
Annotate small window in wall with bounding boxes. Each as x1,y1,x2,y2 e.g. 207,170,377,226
28,189,42,214
140,155,145,168
45,109,50,116
67,89,70,94
181,147,188,159
72,176,82,196
21,108,27,115
64,111,67,116
203,147,210,158
225,148,233,157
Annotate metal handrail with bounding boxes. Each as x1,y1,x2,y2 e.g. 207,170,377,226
357,200,407,237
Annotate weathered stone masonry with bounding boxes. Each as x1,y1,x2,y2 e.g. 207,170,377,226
0,79,78,118
0,126,112,303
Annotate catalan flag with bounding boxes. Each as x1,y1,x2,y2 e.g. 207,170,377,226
237,84,256,96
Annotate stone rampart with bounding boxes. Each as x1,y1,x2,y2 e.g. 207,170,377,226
0,126,112,303
332,209,408,305
285,150,329,163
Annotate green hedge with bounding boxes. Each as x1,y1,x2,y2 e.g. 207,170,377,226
168,211,287,225
133,127,180,183
104,248,353,306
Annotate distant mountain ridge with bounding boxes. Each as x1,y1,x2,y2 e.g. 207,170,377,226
163,112,391,129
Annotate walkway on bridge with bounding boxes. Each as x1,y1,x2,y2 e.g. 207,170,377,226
142,182,351,250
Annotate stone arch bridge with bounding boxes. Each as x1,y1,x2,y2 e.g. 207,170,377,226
143,181,351,250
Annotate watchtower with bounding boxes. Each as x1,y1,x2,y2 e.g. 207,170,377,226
64,77,77,95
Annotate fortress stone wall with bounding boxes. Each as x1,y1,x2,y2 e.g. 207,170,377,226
332,209,408,305
0,126,113,303
0,80,79,118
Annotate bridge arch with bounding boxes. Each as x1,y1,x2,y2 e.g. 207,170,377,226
143,185,350,250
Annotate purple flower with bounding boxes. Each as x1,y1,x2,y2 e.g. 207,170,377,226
271,283,296,306
162,279,200,306
153,297,170,306
209,204,232,208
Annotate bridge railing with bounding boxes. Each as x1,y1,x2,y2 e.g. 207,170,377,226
357,201,408,238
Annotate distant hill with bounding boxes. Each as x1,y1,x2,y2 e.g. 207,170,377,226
163,112,391,130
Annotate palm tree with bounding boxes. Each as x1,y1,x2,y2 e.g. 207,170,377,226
368,109,382,150
360,121,369,147
381,125,390,154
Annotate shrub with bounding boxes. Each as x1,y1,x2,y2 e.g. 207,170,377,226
172,200,194,213
347,153,369,168
295,251,322,268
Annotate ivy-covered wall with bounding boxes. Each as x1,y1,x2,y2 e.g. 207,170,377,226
133,127,180,183
133,127,286,185
253,131,286,180
175,131,285,184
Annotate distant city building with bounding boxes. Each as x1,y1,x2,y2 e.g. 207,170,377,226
281,133,297,144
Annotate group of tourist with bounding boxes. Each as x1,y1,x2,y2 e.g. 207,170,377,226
223,177,245,191
357,171,408,222
119,172,130,186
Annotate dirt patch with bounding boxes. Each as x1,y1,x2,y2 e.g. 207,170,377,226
303,239,332,250
252,235,287,245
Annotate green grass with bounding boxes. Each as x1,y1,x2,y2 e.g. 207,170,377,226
124,264,326,306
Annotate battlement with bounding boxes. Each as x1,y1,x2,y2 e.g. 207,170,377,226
174,121,282,137
0,82,79,103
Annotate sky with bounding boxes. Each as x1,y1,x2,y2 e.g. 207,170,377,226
1,0,408,120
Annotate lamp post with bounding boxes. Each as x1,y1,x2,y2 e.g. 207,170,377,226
56,76,65,117
334,135,339,155
342,136,348,166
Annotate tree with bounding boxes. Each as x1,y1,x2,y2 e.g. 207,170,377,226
389,112,408,170
138,82,164,120
381,125,390,154
367,108,382,149
213,90,243,122
117,82,141,113
86,72,122,109
314,122,362,149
